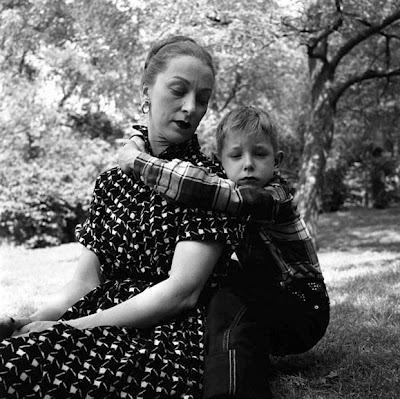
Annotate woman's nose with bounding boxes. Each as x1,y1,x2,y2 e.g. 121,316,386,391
181,92,196,114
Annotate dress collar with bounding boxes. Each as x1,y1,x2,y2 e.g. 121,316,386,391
132,125,201,160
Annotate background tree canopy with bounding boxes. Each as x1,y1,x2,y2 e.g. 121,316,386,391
1,0,399,247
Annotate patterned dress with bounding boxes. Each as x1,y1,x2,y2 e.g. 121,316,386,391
0,130,242,399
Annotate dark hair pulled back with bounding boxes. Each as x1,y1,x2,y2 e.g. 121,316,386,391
141,35,215,89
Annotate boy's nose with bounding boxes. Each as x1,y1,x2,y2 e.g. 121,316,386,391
243,154,255,171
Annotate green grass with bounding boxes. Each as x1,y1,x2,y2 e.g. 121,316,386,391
1,206,399,398
0,243,80,316
271,206,400,399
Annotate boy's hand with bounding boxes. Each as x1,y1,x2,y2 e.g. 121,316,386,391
127,130,146,152
118,141,142,173
117,130,146,173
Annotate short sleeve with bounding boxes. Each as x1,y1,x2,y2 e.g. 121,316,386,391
75,171,109,262
175,206,243,253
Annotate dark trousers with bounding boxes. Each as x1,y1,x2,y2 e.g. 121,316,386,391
202,268,330,399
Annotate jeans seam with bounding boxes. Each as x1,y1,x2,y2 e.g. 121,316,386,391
229,348,237,396
224,305,247,397
223,304,247,352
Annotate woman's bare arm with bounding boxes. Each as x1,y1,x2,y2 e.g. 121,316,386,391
62,240,223,330
19,247,100,327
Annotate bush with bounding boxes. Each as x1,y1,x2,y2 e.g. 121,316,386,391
68,111,125,142
0,128,115,248
0,196,86,248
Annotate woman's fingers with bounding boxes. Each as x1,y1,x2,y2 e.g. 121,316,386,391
0,316,15,340
13,317,32,330
12,321,58,337
11,330,28,338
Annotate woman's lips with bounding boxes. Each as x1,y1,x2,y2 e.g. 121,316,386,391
174,121,191,130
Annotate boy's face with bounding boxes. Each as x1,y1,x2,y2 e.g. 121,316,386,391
220,129,281,187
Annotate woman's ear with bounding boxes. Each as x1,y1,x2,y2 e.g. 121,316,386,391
141,86,151,103
140,86,151,114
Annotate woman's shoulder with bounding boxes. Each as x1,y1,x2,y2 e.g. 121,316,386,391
94,166,136,188
96,166,121,180
187,150,226,177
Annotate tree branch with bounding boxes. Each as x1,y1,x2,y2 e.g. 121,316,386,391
332,68,400,109
281,1,343,44
330,9,400,72
350,14,400,41
58,79,79,108
308,14,343,53
220,72,242,111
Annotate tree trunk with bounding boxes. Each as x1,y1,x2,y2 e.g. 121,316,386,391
296,93,334,242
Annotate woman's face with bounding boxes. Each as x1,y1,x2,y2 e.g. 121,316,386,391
145,55,214,154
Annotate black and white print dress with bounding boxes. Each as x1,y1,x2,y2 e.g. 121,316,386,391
0,130,242,399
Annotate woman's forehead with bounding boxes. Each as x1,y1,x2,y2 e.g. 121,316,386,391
159,55,214,88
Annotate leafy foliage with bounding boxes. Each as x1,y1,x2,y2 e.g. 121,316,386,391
0,125,115,247
0,0,399,246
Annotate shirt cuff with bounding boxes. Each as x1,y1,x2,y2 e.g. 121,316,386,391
132,151,155,181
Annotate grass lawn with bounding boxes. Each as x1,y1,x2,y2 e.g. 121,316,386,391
271,206,400,399
1,206,399,398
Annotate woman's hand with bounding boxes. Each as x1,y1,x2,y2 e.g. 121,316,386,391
12,320,59,337
0,316,31,340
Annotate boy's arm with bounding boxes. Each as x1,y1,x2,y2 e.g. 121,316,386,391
125,150,287,222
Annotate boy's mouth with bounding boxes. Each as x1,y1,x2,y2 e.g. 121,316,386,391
238,177,258,186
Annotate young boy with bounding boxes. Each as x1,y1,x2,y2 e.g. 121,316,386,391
120,106,330,398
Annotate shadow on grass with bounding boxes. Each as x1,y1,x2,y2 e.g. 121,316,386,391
318,206,400,252
270,259,400,399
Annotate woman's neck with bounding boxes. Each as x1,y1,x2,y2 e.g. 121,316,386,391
147,120,169,156
149,137,169,156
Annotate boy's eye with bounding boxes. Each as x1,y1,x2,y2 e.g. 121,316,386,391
229,153,241,159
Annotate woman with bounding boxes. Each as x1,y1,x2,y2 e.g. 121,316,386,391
0,36,242,398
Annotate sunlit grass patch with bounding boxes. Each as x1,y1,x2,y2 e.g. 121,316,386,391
0,242,80,316
0,206,399,398
270,206,400,399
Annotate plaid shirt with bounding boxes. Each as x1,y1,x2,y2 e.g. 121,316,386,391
129,151,324,287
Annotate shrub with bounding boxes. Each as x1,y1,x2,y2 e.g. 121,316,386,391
0,129,115,248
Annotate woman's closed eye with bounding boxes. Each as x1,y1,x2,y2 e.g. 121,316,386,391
169,87,209,106
170,85,186,97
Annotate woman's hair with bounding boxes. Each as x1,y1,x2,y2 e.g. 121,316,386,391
215,106,279,155
141,35,215,88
